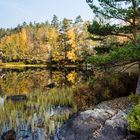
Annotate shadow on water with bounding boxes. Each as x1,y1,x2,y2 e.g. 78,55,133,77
0,67,138,139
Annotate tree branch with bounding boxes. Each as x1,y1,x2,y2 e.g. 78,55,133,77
88,3,133,25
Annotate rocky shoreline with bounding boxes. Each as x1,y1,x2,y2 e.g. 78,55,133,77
56,97,140,140
1,97,140,140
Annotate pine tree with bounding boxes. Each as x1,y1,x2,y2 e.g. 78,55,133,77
60,18,72,61
75,15,83,24
51,15,59,29
87,0,140,43
86,0,140,94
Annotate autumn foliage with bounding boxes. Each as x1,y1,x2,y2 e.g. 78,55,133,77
0,16,94,64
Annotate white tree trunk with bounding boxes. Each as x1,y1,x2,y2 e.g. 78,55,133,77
136,61,140,95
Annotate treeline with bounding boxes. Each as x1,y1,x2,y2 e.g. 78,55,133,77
0,15,95,65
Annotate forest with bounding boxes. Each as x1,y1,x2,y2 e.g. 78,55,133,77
0,0,140,140
0,15,95,65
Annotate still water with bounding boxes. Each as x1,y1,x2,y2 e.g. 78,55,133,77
0,67,138,140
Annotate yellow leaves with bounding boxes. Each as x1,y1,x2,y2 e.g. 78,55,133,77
53,51,63,61
67,28,76,41
19,29,30,57
67,50,78,62
67,28,77,48
0,28,30,59
47,27,59,44
1,34,16,46
66,28,79,61
67,71,77,84
20,28,27,44
0,20,94,63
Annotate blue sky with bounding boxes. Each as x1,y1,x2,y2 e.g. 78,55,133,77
0,0,94,28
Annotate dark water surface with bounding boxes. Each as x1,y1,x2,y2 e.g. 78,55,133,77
0,67,138,140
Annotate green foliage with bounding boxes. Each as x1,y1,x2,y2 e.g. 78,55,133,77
86,0,140,67
74,15,83,24
129,94,140,104
88,21,116,36
127,104,140,132
51,15,59,28
127,94,140,132
94,46,113,54
46,87,76,107
88,20,134,36
86,42,140,65
86,0,140,23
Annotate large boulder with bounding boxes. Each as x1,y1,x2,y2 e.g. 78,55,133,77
56,109,116,140
56,97,138,140
1,130,16,140
6,95,27,102
94,111,128,140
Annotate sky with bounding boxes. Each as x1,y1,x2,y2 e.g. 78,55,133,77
0,0,94,28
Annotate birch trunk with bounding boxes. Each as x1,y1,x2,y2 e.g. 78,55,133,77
136,61,140,95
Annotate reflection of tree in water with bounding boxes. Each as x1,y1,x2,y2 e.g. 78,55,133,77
0,72,33,95
0,68,138,139
67,71,77,84
0,69,90,95
73,71,138,110
0,87,76,139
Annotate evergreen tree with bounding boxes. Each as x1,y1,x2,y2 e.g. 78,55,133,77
51,15,59,28
87,0,140,43
86,0,140,94
60,18,72,61
74,15,83,24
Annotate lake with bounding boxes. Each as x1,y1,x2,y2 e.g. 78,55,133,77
0,67,138,140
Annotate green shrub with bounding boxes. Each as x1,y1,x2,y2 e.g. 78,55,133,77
86,43,140,65
128,94,140,104
127,94,140,132
127,104,140,132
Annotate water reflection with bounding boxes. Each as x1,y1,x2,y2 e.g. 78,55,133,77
0,68,138,139
0,68,92,139
0,88,76,139
0,68,90,95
